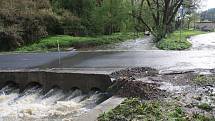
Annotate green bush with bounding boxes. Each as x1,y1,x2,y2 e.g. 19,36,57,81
157,30,206,50
98,98,187,121
198,103,213,111
98,98,215,121
192,75,215,86
0,0,56,51
0,26,23,50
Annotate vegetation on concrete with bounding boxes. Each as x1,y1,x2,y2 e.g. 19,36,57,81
98,98,215,121
192,75,215,86
157,30,206,50
16,33,143,52
197,103,213,112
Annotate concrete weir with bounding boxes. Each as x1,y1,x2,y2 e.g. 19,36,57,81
0,69,112,93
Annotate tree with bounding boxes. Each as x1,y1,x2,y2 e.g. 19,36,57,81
131,0,184,41
183,0,202,29
88,0,133,35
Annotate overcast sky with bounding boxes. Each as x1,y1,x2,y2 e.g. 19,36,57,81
201,0,215,11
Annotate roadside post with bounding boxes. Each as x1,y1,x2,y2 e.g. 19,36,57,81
57,40,61,65
179,5,184,42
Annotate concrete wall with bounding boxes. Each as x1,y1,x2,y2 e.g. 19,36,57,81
0,70,112,93
195,22,215,31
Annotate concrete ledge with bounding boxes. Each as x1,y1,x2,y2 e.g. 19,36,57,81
74,96,125,121
0,69,112,93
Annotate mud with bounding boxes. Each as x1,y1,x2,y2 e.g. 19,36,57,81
110,67,215,117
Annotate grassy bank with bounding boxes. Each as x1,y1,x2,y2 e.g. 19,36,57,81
157,30,206,50
98,98,215,121
16,33,143,52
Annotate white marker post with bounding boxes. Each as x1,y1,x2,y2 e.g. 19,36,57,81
57,40,61,65
179,5,184,42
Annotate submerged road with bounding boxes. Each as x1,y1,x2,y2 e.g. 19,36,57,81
0,33,215,72
39,50,215,72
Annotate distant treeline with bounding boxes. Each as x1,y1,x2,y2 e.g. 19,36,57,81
0,0,135,51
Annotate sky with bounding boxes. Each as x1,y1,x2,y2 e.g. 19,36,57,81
201,0,215,11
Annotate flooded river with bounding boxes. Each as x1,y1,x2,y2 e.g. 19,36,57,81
0,83,108,121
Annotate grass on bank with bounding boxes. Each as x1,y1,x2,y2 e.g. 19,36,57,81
198,103,213,112
157,30,206,50
98,98,215,121
192,75,215,86
16,33,144,52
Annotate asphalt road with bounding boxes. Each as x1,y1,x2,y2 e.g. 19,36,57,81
0,51,77,70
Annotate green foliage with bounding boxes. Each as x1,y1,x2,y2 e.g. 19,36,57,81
0,0,202,51
98,98,215,121
0,25,24,50
50,0,95,35
0,0,136,51
50,0,134,35
192,75,215,85
197,103,213,111
98,98,187,121
51,0,95,17
16,33,144,52
0,0,60,51
193,114,215,121
157,30,206,50
87,0,134,35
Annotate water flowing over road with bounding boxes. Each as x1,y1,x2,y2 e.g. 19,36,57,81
39,50,215,72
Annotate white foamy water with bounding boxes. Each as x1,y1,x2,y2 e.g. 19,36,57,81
0,85,106,121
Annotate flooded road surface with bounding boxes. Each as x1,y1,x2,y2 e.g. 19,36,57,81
39,50,215,72
189,32,215,50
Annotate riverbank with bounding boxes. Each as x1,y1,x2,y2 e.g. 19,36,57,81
16,33,144,52
99,98,215,121
157,30,206,50
99,67,215,121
